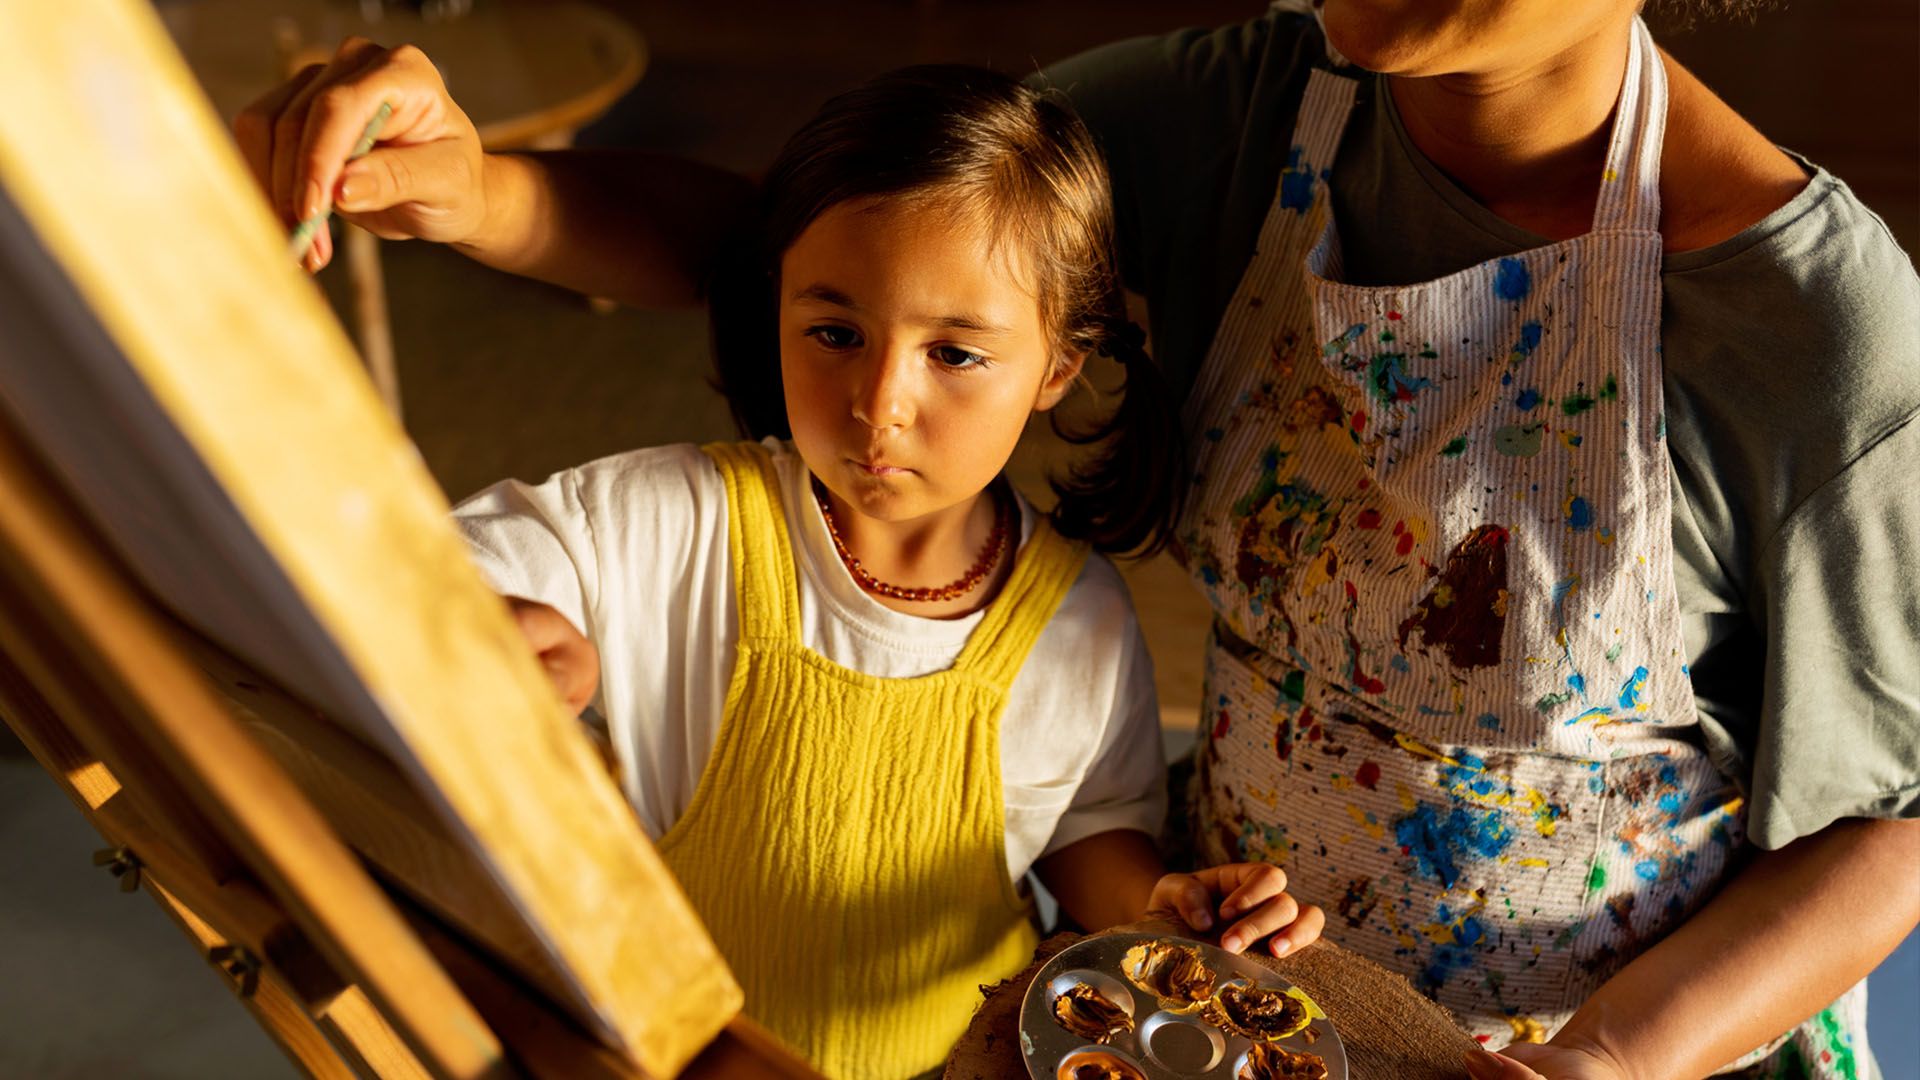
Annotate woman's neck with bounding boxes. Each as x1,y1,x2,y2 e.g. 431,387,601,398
817,482,1010,619
1388,18,1633,241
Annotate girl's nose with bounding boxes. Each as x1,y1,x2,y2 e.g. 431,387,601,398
850,351,917,431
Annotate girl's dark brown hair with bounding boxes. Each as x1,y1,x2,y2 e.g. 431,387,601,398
709,64,1182,557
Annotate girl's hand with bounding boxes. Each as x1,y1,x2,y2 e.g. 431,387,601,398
506,598,599,715
1147,864,1326,958
234,36,486,271
1463,1044,1630,1080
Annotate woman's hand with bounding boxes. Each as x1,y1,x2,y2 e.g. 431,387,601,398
1147,863,1326,958
1463,1043,1630,1080
506,598,599,715
234,36,486,271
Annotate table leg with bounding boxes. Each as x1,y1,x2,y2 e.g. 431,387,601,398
343,223,401,420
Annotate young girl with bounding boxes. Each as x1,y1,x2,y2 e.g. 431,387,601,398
452,66,1324,1078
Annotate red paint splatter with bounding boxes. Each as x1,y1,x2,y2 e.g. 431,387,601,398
1356,761,1381,789
1213,708,1232,740
1386,310,1403,321
1352,410,1368,432
1355,673,1387,694
1357,477,1372,489
1356,508,1383,530
1395,531,1416,556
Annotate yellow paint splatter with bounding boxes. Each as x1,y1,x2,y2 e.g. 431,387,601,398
1508,1015,1548,1043
1345,802,1384,840
1300,545,1338,595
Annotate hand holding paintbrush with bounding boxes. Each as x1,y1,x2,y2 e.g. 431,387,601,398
235,37,488,272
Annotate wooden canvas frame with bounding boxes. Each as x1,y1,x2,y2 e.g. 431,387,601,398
0,3,815,1077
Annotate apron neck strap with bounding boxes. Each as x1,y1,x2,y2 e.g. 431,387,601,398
1589,17,1668,237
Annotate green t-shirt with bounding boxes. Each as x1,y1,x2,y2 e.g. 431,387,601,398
1038,11,1920,850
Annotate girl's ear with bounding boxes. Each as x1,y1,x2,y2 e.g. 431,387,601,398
1034,349,1087,412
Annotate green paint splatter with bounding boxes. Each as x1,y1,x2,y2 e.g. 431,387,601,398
1561,375,1620,417
1817,1005,1858,1079
1586,861,1607,894
1279,669,1307,705
1605,642,1624,662
1535,690,1574,712
1440,436,1469,457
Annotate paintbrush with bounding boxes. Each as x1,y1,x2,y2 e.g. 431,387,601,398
286,100,393,263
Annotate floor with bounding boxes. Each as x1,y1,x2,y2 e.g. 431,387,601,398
2,0,1915,1075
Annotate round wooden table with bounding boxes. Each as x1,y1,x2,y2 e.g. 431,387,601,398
946,919,1477,1080
160,0,646,150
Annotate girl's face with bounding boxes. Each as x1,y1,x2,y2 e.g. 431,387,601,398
778,197,1079,526
1319,0,1634,77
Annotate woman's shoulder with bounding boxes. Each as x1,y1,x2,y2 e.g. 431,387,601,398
1657,50,1827,254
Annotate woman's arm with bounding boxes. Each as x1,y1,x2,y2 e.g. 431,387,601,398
235,36,752,305
1483,816,1920,1080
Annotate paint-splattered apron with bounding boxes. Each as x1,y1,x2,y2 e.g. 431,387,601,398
1176,19,1871,1074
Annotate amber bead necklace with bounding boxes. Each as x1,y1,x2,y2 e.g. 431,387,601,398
813,479,1013,603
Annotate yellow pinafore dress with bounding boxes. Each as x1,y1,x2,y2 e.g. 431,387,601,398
657,441,1087,1079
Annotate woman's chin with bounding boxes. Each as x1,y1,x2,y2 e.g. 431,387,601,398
1319,0,1463,76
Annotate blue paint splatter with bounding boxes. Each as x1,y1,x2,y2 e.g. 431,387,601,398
1476,712,1502,731
1511,321,1544,359
1617,666,1650,711
1394,803,1511,889
1368,353,1436,404
1422,942,1478,990
1515,387,1542,410
1565,495,1593,531
1279,147,1315,211
1567,672,1587,697
1494,258,1532,301
1634,859,1661,882
1324,322,1368,356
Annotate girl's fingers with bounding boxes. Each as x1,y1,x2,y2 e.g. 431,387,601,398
1219,891,1297,954
1177,879,1214,932
1264,901,1324,958
1149,875,1217,932
1214,863,1289,921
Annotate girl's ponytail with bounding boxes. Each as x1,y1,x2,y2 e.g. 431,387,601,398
1048,313,1185,558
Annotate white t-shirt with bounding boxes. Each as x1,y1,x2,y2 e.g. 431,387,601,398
452,439,1166,882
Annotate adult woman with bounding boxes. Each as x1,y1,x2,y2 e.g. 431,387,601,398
240,2,1919,1075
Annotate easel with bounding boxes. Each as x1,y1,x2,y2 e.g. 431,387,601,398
0,3,817,1077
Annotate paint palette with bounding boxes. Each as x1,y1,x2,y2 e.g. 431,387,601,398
1018,932,1348,1080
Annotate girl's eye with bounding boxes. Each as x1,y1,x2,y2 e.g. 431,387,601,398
930,345,989,370
803,325,861,350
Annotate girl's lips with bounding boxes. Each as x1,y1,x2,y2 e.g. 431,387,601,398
853,459,910,476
